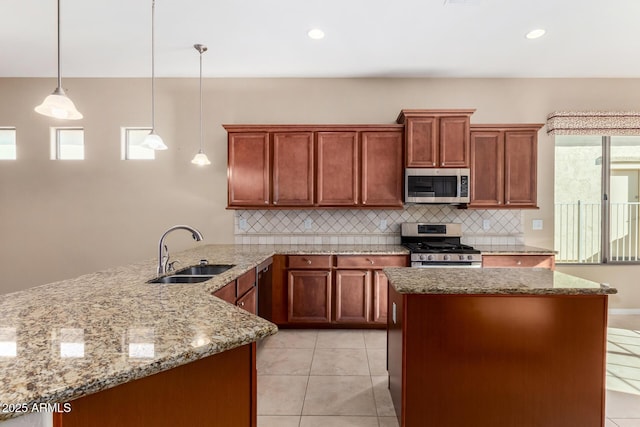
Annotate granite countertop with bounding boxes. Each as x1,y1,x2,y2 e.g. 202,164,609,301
384,267,617,295
476,245,556,255
0,244,279,421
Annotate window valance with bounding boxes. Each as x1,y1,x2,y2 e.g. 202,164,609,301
546,111,640,135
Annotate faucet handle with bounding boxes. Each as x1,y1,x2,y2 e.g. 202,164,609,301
167,260,180,272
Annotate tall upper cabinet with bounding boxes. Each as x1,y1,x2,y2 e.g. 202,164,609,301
396,109,475,168
225,125,403,209
468,124,543,208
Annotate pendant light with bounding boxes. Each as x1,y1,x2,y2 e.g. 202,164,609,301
191,44,211,166
140,0,167,150
35,0,83,120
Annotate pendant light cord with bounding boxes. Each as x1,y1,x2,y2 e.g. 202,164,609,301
199,48,203,151
151,0,157,131
56,0,62,90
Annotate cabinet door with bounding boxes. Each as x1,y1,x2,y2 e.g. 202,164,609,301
361,131,403,207
482,254,555,270
228,133,269,206
272,132,314,206
504,131,537,207
317,132,359,206
406,117,438,167
288,270,332,323
470,131,504,207
237,286,257,315
335,270,371,323
372,270,388,324
439,116,470,168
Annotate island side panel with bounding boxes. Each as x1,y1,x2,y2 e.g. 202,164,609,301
401,294,608,427
54,343,257,427
387,285,404,425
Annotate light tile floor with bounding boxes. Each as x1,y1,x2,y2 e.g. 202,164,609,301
257,315,640,427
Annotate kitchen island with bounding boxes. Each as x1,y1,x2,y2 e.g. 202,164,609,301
384,267,616,427
0,245,278,426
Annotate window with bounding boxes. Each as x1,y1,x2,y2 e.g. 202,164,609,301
555,135,640,263
51,128,84,160
0,128,17,160
121,127,154,160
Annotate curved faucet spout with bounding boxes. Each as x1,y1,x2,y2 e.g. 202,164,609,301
157,225,204,275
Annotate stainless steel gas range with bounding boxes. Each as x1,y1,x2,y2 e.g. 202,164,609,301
401,222,482,268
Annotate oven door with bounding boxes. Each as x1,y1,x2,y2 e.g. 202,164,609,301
411,261,482,268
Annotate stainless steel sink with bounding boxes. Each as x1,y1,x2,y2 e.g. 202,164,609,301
148,275,213,284
174,264,235,276
147,264,235,284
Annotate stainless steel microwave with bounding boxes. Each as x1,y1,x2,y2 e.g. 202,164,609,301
405,168,470,204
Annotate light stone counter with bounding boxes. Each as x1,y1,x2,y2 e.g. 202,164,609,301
0,243,410,422
0,245,279,422
475,245,556,255
384,267,616,295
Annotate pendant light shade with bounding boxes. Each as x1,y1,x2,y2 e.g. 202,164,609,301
191,44,211,166
140,0,167,150
35,0,83,120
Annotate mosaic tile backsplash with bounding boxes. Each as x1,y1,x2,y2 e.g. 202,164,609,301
234,205,524,246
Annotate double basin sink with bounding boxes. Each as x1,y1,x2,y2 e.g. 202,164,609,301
148,264,235,284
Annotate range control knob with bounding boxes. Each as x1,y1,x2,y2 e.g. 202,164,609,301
427,255,434,261
443,255,450,261
419,254,427,261
467,255,474,261
459,255,466,261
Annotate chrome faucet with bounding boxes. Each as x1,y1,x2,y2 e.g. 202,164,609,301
157,225,204,275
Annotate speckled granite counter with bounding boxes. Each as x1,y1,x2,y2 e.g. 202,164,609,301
475,245,556,255
0,245,279,421
384,267,616,295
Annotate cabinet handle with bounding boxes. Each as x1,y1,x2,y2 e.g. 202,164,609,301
273,201,278,205
498,201,502,204
516,260,522,266
239,301,245,307
432,162,436,166
305,259,312,265
441,162,445,166
506,201,511,205
367,258,375,265
264,200,268,204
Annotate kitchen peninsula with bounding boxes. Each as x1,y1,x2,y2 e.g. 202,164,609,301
384,267,616,427
0,245,278,426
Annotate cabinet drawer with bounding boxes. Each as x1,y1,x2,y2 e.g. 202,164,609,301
335,255,407,269
237,268,256,297
482,255,555,269
213,281,236,303
237,286,257,315
288,255,333,269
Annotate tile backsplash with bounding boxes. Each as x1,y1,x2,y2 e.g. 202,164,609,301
234,205,524,246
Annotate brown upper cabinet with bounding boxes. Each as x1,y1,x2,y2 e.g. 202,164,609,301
225,125,403,209
397,109,475,168
469,124,543,209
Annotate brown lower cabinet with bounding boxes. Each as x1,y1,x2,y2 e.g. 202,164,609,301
388,287,608,427
54,343,257,427
271,254,408,327
482,254,555,269
213,268,258,314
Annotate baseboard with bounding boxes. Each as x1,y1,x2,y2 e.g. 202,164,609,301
609,308,640,315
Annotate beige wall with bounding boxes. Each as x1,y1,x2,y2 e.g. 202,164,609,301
1,77,639,307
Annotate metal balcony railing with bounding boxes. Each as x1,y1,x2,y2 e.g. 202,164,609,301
554,201,640,263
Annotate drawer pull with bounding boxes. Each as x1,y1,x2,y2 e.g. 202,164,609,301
239,301,245,307
367,258,375,265
305,259,312,265
516,260,522,265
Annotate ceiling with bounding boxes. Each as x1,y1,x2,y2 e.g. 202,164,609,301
2,0,640,78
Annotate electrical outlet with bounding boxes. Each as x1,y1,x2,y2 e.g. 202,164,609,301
304,218,313,230
379,219,387,230
482,220,491,231
532,219,543,230
239,218,248,230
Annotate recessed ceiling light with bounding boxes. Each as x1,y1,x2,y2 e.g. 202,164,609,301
307,28,325,40
525,29,546,39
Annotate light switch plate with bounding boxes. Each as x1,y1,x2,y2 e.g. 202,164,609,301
532,219,543,230
304,218,313,229
483,219,491,231
239,218,248,230
379,219,387,230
